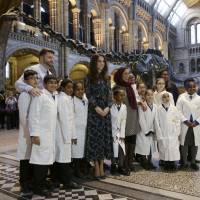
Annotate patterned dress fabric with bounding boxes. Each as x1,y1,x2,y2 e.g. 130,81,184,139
85,77,113,161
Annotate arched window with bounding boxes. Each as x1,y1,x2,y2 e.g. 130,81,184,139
90,16,96,46
190,25,195,44
188,18,200,45
190,59,196,73
197,24,200,44
179,63,185,74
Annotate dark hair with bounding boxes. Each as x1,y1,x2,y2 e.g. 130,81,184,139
23,70,38,80
58,78,73,92
156,68,168,78
73,81,84,93
43,75,58,84
112,85,125,96
89,54,108,83
184,78,196,88
39,48,55,57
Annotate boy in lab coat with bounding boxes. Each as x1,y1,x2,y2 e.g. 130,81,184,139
157,92,181,171
28,75,58,196
110,86,128,175
177,78,200,171
17,70,38,195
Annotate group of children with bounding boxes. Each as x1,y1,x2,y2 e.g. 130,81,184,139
16,69,200,197
17,70,88,196
111,77,200,173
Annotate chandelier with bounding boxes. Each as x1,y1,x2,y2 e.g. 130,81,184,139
118,0,131,6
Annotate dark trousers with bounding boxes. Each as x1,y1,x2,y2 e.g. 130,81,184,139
6,112,15,129
124,135,136,170
181,145,198,164
181,127,198,164
54,162,73,185
19,160,33,187
32,164,48,193
0,111,5,128
112,145,125,168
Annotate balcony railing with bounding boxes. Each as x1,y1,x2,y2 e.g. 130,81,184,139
9,31,60,50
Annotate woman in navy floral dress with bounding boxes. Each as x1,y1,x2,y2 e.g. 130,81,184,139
85,54,113,179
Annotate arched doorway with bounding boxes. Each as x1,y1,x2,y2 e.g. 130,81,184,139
5,49,39,88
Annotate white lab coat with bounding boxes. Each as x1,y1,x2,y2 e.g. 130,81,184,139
72,96,88,158
28,89,57,165
157,104,180,161
154,90,174,106
56,92,76,163
16,92,32,160
15,64,51,92
111,103,127,158
176,92,200,146
135,103,159,156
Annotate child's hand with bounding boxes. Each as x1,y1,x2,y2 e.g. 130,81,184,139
141,102,147,111
32,136,40,145
103,107,110,116
119,137,124,142
72,139,77,145
184,120,193,127
29,88,42,97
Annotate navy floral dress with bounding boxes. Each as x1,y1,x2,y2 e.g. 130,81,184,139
85,77,113,161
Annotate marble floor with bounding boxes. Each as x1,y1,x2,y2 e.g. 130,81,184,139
0,129,200,200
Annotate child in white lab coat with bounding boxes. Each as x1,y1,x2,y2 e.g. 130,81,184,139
56,78,80,188
157,92,181,171
110,86,128,175
154,78,174,106
17,70,38,195
72,81,88,177
135,89,158,170
28,75,58,196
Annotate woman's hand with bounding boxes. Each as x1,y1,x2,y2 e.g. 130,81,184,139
95,106,105,116
31,136,40,145
103,107,110,116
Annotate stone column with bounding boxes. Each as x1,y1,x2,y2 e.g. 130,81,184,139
63,0,69,36
49,0,57,31
34,0,41,21
132,20,138,50
122,32,129,53
86,14,91,44
93,18,102,49
163,40,168,59
72,7,80,40
109,26,115,51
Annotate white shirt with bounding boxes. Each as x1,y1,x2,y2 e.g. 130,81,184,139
15,64,52,93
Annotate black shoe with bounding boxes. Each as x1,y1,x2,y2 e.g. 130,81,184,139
148,162,157,170
129,164,135,172
190,163,199,171
159,160,165,167
118,168,130,176
20,186,33,196
110,164,118,175
93,176,101,181
63,182,82,189
34,189,51,197
180,163,189,170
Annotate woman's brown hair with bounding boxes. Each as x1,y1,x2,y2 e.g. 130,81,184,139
89,54,108,83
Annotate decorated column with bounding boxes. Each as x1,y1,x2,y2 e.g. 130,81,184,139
122,32,129,52
34,0,41,21
109,25,115,51
72,7,80,40
49,0,57,31
93,18,103,49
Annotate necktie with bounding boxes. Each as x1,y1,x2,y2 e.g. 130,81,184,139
162,104,168,112
46,70,50,75
52,95,55,100
189,95,193,100
148,104,153,111
116,104,121,111
190,114,193,122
